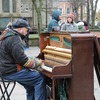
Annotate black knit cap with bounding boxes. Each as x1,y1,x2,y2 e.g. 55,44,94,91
12,19,31,30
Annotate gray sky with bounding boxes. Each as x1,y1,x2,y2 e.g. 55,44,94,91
97,0,100,11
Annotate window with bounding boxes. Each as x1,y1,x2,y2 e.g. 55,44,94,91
2,0,16,13
13,0,16,12
0,18,10,28
66,8,70,14
2,0,10,12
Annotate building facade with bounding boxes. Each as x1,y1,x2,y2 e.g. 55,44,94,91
57,0,87,23
0,0,87,30
0,0,32,29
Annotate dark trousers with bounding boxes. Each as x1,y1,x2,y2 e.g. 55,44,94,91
3,68,47,100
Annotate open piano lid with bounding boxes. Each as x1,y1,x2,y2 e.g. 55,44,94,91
94,36,100,86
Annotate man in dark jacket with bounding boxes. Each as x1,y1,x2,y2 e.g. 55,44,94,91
0,19,47,100
47,10,61,33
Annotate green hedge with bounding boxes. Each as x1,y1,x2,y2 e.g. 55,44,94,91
29,34,39,46
89,29,100,32
29,34,39,40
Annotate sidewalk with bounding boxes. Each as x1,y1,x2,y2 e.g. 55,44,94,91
1,47,100,100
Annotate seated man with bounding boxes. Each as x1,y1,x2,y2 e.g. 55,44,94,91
0,19,47,100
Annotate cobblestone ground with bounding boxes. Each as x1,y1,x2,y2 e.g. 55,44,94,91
0,47,100,100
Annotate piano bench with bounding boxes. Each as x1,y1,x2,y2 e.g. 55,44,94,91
0,74,16,100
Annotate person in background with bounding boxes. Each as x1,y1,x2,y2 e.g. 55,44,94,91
60,13,79,32
76,21,86,32
0,18,47,100
47,10,61,33
22,17,30,49
83,21,89,32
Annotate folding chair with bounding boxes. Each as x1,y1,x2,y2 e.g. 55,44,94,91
0,74,16,100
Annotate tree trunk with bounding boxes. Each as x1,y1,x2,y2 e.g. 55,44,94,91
90,0,98,28
32,0,42,34
86,0,90,26
93,0,98,28
80,3,83,21
37,0,42,34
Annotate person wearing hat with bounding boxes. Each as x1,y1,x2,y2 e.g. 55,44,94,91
61,13,79,32
0,19,47,100
47,10,61,33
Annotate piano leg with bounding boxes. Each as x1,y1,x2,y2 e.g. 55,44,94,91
52,79,55,100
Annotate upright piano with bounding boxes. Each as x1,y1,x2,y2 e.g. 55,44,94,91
37,32,94,100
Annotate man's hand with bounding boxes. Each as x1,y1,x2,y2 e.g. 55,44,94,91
34,58,43,69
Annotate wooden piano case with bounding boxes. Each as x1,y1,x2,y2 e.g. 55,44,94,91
94,36,100,86
38,32,94,100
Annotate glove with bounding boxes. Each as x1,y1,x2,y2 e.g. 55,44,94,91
34,58,43,69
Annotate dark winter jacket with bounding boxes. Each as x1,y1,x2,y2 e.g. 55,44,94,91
47,10,61,33
0,29,33,75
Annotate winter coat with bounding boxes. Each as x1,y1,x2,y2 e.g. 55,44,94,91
0,29,33,75
47,10,61,33
60,22,79,32
76,21,86,32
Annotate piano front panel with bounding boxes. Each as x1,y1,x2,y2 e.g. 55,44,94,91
42,47,71,59
50,33,71,49
39,32,73,76
41,44,72,76
39,33,50,52
38,32,94,100
44,54,70,64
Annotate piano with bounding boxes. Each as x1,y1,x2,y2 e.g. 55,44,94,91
93,33,100,86
37,32,94,100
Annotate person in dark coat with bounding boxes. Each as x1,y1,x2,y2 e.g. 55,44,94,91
83,21,89,31
47,10,61,33
0,18,47,100
22,17,30,49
